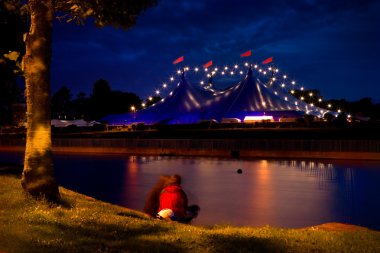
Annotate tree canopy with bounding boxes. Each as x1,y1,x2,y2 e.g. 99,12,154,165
51,80,143,120
0,1,27,125
54,0,158,28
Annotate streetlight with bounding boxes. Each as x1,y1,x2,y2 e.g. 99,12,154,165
131,105,136,119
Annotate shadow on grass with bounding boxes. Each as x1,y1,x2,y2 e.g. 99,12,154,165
25,215,185,253
204,232,285,253
117,211,149,220
55,197,74,209
0,233,37,253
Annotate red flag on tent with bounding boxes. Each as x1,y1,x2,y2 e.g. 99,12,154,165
262,57,273,65
203,60,213,68
173,56,184,64
240,50,252,57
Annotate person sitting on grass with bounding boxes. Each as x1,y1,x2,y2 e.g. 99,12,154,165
144,174,199,223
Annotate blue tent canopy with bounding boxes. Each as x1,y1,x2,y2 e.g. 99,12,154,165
102,73,213,125
198,68,305,121
102,68,334,125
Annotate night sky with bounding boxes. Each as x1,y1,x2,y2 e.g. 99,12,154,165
51,0,380,102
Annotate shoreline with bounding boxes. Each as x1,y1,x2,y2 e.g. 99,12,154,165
1,174,379,252
0,170,376,233
1,127,380,160
1,144,379,161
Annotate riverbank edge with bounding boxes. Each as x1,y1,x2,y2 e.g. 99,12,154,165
1,145,379,161
1,169,380,253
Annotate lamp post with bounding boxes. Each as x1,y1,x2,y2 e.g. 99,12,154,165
131,105,136,120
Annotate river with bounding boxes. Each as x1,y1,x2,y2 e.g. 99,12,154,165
1,152,379,230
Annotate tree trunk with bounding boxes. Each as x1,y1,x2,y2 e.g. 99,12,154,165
21,0,60,202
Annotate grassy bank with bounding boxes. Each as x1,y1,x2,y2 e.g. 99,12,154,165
1,169,380,252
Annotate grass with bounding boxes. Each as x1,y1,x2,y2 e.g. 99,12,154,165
1,167,380,253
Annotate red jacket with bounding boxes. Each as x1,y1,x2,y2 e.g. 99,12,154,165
158,185,188,218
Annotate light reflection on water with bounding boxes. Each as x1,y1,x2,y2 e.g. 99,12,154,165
1,152,379,230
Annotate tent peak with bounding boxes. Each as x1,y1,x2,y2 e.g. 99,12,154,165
247,65,253,77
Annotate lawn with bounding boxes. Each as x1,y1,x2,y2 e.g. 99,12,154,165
1,165,379,253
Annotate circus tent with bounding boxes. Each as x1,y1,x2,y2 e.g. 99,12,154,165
199,68,306,122
101,67,331,125
101,72,213,125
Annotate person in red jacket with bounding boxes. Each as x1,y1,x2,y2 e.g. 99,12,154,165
145,174,199,223
158,174,188,220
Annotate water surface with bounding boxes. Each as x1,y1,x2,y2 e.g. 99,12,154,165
1,152,379,229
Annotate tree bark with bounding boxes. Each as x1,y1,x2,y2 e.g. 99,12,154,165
21,0,60,202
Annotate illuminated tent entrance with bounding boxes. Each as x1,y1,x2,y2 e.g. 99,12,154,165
102,68,319,125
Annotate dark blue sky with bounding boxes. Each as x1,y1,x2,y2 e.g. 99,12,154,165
51,0,380,102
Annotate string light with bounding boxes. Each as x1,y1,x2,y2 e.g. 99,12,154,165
140,61,340,118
